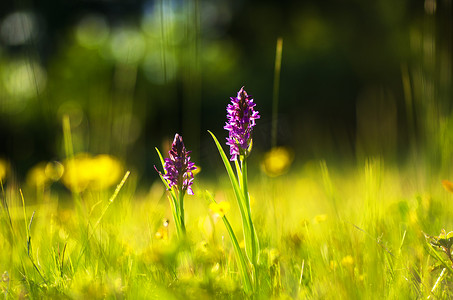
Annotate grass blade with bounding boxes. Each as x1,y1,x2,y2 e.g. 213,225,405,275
271,37,283,148
424,241,453,275
208,131,254,260
206,191,253,294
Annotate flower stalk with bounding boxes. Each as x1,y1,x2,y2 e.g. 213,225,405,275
208,86,261,293
155,134,196,238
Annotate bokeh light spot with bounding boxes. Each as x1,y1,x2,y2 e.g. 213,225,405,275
76,14,110,49
110,27,145,65
1,60,46,114
62,153,123,192
0,11,38,46
261,147,295,177
3,60,46,98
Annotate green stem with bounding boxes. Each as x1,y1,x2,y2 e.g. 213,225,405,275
62,115,84,218
222,215,253,294
208,131,257,290
168,192,182,237
241,158,251,218
241,157,259,272
206,191,253,294
155,148,185,239
235,159,242,189
208,130,251,236
179,190,186,235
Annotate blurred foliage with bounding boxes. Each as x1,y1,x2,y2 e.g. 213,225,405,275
1,152,453,298
0,1,452,298
0,0,451,183
61,153,123,192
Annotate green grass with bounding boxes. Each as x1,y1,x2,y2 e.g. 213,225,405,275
1,156,453,299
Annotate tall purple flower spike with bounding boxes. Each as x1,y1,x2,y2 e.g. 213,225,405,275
161,134,197,195
224,87,260,161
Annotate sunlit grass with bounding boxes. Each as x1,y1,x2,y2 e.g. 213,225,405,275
0,1,452,298
1,153,453,298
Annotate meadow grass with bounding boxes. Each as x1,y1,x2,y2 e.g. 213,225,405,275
1,155,453,299
1,1,450,298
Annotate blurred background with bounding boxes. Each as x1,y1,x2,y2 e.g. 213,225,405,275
0,0,451,184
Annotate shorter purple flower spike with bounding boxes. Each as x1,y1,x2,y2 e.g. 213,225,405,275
224,87,260,161
159,134,197,195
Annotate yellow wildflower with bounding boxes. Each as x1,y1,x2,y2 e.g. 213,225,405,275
27,161,64,187
155,219,170,240
62,153,122,192
341,255,354,267
26,162,48,187
209,201,230,218
155,227,168,240
313,214,327,224
260,146,294,177
45,161,64,181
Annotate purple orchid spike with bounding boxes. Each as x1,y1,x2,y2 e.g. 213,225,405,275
160,134,197,195
224,87,260,161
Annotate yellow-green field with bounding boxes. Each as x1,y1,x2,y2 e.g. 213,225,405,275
1,154,453,299
0,2,452,298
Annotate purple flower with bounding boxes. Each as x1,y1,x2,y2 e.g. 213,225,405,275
224,87,260,161
159,134,197,195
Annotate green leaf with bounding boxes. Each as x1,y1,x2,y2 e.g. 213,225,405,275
208,131,254,262
206,191,253,294
155,147,166,171
155,147,183,237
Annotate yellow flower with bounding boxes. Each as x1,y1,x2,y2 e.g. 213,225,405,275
313,214,327,224
341,255,354,267
209,201,230,218
62,153,122,192
27,161,64,187
260,147,294,177
155,218,169,240
45,161,64,181
27,163,48,187
155,227,168,240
